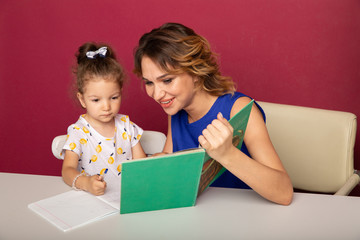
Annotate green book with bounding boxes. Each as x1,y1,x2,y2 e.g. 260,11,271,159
120,100,254,214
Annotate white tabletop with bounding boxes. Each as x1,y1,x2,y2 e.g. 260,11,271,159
1,172,360,240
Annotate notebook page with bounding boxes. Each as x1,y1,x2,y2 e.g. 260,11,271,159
97,176,121,209
28,190,118,232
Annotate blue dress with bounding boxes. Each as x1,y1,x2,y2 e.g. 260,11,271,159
171,92,265,189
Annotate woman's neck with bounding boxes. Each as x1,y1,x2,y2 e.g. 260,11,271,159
185,91,218,123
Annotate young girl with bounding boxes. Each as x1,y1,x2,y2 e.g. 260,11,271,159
62,42,146,196
134,23,293,205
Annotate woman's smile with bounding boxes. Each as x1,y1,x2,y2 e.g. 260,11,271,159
159,97,175,108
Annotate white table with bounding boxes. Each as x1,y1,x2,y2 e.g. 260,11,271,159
1,172,360,240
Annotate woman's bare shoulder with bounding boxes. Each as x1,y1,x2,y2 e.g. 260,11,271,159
230,96,253,118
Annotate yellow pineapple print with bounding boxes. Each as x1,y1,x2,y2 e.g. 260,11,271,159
83,127,90,134
108,156,114,164
89,155,97,163
122,132,128,140
80,138,87,145
117,164,122,175
96,142,102,153
69,142,76,150
117,147,123,154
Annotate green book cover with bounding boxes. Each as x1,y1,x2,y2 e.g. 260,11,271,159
198,99,254,195
120,100,254,214
120,149,205,214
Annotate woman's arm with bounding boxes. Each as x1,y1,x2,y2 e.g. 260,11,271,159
62,150,106,196
198,97,293,205
162,116,173,154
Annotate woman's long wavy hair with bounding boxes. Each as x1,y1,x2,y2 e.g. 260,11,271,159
134,23,235,96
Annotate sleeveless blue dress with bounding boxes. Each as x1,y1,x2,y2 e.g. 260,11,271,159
171,92,266,189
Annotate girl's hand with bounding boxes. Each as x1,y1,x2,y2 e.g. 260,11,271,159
85,175,107,196
198,112,236,164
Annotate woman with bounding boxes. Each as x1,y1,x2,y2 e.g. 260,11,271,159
133,23,293,205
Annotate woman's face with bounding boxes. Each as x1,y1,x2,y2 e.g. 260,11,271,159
141,56,198,116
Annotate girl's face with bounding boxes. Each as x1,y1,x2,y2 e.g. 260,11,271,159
77,77,121,127
141,56,198,116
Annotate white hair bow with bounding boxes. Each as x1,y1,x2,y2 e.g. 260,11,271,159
86,47,108,59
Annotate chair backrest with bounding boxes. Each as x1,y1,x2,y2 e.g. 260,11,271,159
51,130,166,159
140,130,166,156
52,135,67,159
258,101,357,193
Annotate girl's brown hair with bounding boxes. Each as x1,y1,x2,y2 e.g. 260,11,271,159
74,42,126,94
134,23,235,96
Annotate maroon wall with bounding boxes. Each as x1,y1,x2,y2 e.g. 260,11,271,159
1,0,359,192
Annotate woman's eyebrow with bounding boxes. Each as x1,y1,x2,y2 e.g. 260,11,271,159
142,73,170,81
156,73,170,80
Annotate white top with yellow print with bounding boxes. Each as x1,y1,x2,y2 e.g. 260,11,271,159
62,114,143,182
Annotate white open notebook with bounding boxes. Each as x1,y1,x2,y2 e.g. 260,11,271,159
28,178,120,232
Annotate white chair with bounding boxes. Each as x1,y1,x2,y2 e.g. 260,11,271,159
52,135,67,159
51,130,166,159
258,101,359,195
139,130,167,156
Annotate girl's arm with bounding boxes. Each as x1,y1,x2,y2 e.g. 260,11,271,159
62,150,106,196
198,97,293,205
131,141,146,159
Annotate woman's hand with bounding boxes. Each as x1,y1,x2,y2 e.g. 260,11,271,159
198,112,236,164
151,152,167,157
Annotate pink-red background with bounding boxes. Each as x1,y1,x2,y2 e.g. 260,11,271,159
1,0,359,194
